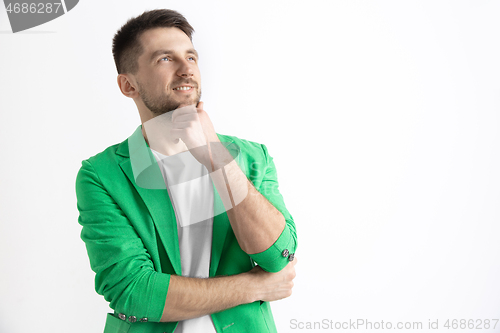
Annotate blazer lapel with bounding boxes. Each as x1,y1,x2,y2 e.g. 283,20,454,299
209,139,241,277
117,125,182,276
209,185,230,277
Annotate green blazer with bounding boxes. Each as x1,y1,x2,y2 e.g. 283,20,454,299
75,125,297,333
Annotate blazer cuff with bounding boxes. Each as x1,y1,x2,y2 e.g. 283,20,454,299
248,224,296,273
149,273,171,322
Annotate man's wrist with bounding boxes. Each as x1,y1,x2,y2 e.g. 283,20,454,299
239,270,261,304
207,143,234,171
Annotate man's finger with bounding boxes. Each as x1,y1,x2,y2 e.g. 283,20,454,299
172,113,199,123
196,101,204,110
172,104,197,122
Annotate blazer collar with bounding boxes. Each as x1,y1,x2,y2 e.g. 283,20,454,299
116,125,238,277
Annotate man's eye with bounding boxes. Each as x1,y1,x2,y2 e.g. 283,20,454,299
188,57,195,61
161,57,169,61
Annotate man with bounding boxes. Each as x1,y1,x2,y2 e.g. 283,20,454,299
76,9,297,333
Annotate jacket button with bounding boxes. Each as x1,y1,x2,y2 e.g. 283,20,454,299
282,249,289,257
129,316,137,323
288,253,295,261
118,313,126,321
140,317,148,322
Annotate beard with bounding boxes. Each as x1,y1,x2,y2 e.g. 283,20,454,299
137,79,202,115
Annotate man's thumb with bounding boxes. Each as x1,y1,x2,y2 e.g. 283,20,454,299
197,101,204,111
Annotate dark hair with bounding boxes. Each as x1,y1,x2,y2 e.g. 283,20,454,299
112,9,194,74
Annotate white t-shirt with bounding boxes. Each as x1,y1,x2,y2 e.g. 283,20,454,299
151,148,217,333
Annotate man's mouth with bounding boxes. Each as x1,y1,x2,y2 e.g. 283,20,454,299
173,85,194,91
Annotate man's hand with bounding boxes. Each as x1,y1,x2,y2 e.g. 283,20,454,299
245,256,297,302
171,102,220,168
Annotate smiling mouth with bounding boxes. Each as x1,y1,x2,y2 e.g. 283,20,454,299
173,86,194,91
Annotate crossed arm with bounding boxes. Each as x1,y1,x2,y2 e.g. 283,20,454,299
161,257,297,322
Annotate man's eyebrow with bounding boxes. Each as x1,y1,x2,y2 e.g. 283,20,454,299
149,48,199,61
187,48,199,59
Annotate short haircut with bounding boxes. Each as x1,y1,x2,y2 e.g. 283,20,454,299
112,9,194,74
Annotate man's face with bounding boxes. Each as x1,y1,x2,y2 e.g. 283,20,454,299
134,27,201,115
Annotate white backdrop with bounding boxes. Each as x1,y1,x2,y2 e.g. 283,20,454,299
1,1,499,332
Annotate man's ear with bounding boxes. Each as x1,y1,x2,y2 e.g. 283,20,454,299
117,74,139,98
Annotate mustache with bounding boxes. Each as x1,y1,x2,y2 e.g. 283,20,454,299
170,79,198,88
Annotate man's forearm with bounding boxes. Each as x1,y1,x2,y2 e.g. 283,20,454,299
207,149,286,254
160,261,297,322
160,273,253,322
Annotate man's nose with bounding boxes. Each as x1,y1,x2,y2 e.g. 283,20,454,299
176,59,194,77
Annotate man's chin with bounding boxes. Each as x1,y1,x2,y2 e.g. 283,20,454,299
150,93,200,114
177,99,201,109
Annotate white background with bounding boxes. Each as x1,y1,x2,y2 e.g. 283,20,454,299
1,1,499,332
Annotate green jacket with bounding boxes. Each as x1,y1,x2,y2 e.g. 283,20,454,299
75,125,298,333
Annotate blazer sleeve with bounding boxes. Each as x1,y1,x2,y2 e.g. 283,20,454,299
247,144,298,273
75,159,170,323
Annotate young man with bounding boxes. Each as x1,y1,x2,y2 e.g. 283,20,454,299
76,9,297,333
